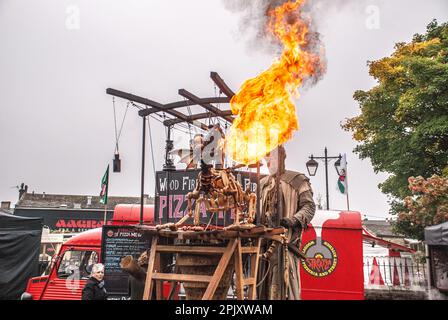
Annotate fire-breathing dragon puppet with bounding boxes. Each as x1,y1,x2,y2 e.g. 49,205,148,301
158,124,257,231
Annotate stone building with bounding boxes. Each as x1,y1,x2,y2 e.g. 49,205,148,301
363,219,407,246
14,190,154,234
362,218,423,252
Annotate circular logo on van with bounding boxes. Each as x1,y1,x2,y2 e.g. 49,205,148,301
107,230,114,237
301,238,338,277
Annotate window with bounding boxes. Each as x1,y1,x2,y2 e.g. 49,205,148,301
57,250,99,279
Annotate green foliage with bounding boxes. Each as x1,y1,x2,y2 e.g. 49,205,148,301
392,175,448,240
342,20,448,238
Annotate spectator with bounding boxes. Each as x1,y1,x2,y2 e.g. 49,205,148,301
81,263,108,300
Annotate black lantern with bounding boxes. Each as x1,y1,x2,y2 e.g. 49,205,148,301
113,153,121,173
306,157,319,176
334,154,342,175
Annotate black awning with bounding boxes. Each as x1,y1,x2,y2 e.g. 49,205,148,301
0,212,43,300
425,222,448,246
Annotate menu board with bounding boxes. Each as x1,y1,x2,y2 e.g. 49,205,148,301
101,225,152,297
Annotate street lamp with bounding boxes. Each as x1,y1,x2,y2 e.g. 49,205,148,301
306,157,318,176
334,157,342,175
306,147,342,210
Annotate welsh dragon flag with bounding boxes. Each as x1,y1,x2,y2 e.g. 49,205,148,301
99,165,109,205
337,154,347,194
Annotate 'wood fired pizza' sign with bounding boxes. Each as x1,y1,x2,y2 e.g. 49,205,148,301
154,170,262,227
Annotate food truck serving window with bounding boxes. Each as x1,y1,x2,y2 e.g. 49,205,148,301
57,250,98,279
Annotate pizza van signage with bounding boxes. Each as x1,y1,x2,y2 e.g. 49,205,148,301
299,211,364,300
301,238,338,277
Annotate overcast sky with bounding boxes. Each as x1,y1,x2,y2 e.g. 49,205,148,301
1,0,447,219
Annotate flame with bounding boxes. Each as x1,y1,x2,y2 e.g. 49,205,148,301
226,0,318,165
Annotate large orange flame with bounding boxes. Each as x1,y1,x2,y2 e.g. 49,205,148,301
226,0,318,165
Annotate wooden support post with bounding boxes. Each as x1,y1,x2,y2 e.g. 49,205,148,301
234,238,244,300
202,239,237,300
166,267,179,300
143,236,158,300
141,231,266,301
155,253,163,300
247,238,261,300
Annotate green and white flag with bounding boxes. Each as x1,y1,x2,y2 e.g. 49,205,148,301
99,165,109,205
337,154,347,194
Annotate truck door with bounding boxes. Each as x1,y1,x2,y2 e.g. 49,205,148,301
41,249,99,300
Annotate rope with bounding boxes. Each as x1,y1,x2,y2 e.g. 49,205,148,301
203,212,217,231
112,98,130,154
256,258,271,288
147,117,156,178
116,102,130,145
112,97,119,153
185,97,193,140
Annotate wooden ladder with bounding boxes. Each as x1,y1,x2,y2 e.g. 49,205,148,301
142,236,261,300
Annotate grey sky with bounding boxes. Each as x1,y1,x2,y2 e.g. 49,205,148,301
1,0,447,219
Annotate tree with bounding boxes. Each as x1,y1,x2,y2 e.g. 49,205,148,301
395,175,448,240
342,20,448,237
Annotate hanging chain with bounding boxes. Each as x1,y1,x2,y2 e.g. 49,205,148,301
147,117,156,178
112,97,119,153
112,97,130,154
185,96,193,140
116,102,130,144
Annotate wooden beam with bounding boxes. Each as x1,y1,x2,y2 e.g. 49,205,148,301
106,88,164,109
152,273,212,283
202,239,237,300
241,246,260,254
265,227,287,236
210,72,235,98
247,238,261,300
167,265,179,300
163,110,233,127
142,236,158,300
262,234,284,243
106,88,208,130
234,238,245,300
155,253,163,300
243,277,257,286
179,89,234,123
145,97,231,115
156,245,227,255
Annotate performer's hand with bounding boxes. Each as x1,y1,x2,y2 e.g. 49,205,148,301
280,217,300,229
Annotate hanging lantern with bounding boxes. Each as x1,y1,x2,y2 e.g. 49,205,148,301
113,153,121,173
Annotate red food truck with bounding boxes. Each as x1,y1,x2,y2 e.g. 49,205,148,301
22,205,364,300
22,205,155,300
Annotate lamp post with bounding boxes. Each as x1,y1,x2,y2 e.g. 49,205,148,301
139,116,147,225
306,147,342,210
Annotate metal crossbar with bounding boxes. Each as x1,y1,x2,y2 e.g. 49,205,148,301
106,72,235,129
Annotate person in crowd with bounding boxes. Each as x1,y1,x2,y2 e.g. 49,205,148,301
81,263,108,300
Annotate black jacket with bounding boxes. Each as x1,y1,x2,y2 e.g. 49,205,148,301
128,275,145,300
81,277,108,300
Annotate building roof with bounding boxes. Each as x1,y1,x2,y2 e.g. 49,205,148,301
362,219,404,238
15,192,154,210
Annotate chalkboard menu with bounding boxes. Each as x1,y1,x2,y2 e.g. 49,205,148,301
101,225,152,297
155,169,263,226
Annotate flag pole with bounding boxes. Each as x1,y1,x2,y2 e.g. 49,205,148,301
103,204,107,224
346,181,350,211
345,159,350,211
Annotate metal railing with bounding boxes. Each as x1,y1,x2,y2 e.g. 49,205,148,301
363,256,428,289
